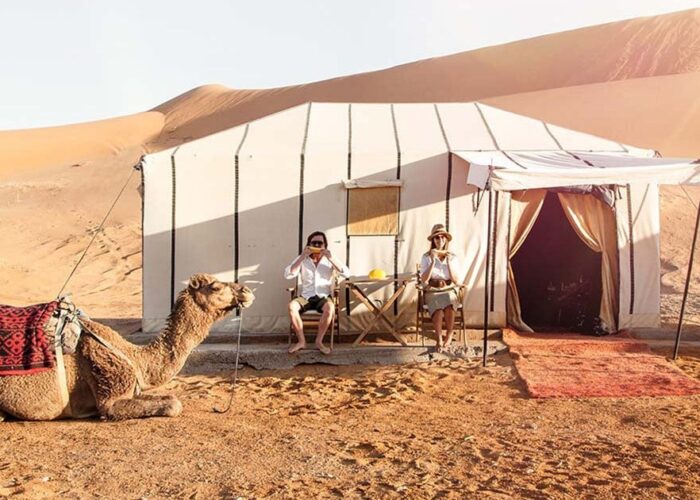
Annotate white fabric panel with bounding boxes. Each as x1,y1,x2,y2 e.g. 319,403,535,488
237,104,309,332
350,104,397,183
177,123,247,157
240,104,311,155
142,154,174,332
393,104,450,326
304,102,350,275
461,190,508,327
393,103,447,152
478,104,560,151
617,183,661,328
172,149,238,329
547,123,626,152
436,103,496,151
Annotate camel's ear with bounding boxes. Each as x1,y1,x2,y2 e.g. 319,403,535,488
188,274,208,290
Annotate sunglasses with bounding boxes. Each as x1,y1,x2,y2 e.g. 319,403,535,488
309,241,325,248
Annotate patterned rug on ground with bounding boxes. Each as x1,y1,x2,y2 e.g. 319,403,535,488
503,328,700,398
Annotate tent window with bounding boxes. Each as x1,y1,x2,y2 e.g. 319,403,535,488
347,187,399,236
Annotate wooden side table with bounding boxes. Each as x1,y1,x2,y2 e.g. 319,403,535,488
344,277,413,346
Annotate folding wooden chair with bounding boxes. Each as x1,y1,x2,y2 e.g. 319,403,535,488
287,275,341,349
414,265,467,347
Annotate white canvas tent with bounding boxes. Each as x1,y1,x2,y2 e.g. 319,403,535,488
139,102,700,335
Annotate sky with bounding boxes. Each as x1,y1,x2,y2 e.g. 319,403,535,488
1,0,697,130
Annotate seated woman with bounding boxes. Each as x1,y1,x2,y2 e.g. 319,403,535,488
419,224,462,352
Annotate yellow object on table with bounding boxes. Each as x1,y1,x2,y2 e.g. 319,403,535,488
369,268,386,280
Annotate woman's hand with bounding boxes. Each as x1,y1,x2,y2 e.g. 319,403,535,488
429,249,439,262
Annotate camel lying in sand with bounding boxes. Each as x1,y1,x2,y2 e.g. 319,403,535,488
0,274,254,421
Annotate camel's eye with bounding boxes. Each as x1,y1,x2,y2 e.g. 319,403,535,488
210,283,224,292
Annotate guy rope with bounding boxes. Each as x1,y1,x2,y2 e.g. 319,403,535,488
212,308,244,414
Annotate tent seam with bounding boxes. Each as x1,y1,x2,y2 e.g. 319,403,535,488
298,103,312,254
169,146,181,308
346,104,352,316
234,124,250,284
627,184,635,315
542,121,564,150
490,191,499,311
434,104,452,230
474,102,500,150
391,104,401,315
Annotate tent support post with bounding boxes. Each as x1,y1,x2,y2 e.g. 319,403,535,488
483,188,492,366
673,198,700,359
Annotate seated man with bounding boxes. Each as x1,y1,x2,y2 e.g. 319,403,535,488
284,231,350,354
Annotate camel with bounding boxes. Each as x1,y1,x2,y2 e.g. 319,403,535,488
0,273,254,421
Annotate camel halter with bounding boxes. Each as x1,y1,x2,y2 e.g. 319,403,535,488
212,307,244,414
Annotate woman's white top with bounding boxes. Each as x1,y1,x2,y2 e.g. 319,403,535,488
420,253,461,282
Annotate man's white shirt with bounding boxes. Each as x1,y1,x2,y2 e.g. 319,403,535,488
284,256,350,299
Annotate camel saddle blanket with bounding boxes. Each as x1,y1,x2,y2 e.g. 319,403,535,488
0,301,58,375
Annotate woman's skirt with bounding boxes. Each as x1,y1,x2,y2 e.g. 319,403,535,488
424,286,460,316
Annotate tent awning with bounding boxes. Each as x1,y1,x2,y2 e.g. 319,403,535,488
452,151,700,190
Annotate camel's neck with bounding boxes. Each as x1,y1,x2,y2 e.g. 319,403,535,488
139,295,216,387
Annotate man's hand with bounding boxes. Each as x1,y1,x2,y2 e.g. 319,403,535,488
322,249,332,259
302,246,312,258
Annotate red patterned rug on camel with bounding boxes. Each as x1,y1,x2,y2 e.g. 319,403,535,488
0,301,57,375
502,328,700,398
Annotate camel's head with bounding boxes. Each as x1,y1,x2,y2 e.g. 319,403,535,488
187,273,255,317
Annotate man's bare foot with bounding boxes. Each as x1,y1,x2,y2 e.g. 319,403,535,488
436,343,443,353
315,342,331,355
288,341,306,354
444,334,454,347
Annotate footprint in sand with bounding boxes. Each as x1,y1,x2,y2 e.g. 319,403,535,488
635,479,666,488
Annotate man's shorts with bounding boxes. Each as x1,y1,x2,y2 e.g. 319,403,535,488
292,295,333,313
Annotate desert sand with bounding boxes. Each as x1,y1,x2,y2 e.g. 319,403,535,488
2,350,700,498
1,7,700,498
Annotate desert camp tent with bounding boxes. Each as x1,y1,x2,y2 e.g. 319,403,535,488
139,102,700,335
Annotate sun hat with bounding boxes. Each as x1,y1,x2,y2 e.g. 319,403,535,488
427,223,452,241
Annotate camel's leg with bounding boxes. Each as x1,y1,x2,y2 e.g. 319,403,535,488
102,394,182,421
80,334,182,420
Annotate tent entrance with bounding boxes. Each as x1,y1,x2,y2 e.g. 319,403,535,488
511,192,602,332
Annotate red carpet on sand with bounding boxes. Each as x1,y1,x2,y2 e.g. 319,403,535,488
503,328,700,398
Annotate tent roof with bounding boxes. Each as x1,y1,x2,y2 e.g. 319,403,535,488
454,151,700,191
146,101,699,189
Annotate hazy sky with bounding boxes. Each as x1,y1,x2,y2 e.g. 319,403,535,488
1,0,697,129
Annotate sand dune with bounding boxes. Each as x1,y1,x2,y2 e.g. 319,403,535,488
152,8,700,146
486,72,700,157
0,112,163,179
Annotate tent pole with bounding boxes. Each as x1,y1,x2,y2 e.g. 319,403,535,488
673,197,700,359
483,189,492,366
